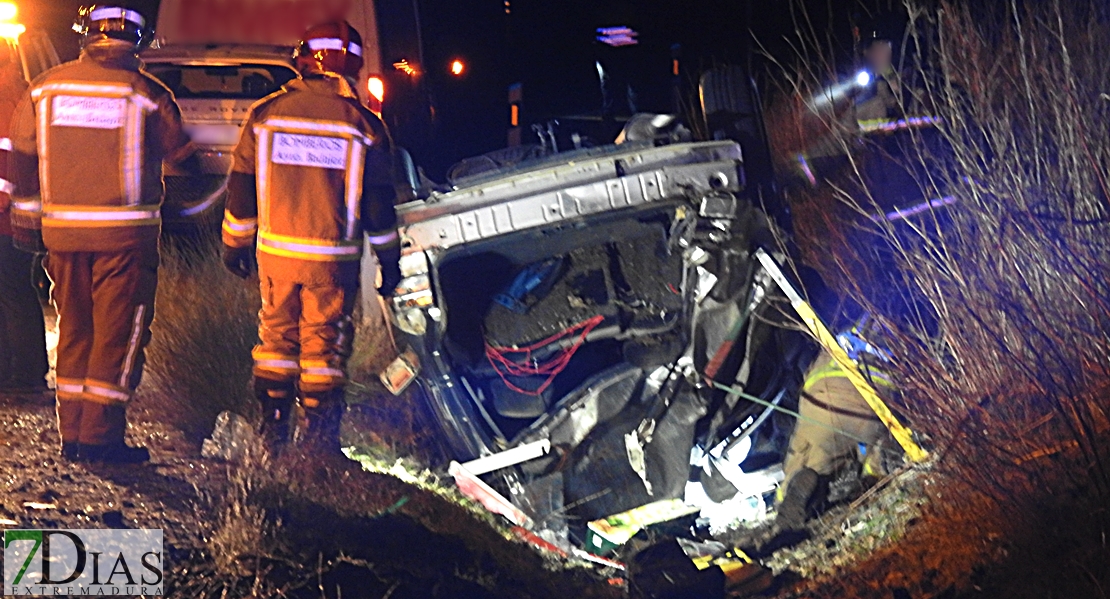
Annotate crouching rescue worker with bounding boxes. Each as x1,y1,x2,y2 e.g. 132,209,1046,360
774,321,896,533
8,5,196,462
221,21,402,455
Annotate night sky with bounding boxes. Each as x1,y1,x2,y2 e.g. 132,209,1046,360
22,0,866,178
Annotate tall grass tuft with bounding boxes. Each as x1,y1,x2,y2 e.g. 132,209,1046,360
764,0,1110,593
138,234,260,441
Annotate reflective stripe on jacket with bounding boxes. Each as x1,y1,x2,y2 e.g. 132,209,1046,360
8,49,190,252
803,351,894,393
224,75,398,285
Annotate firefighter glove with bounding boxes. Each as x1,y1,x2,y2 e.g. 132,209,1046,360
222,244,254,279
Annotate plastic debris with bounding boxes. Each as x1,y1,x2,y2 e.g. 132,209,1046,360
200,411,257,461
449,460,532,528
380,348,419,396
22,502,56,510
585,499,701,555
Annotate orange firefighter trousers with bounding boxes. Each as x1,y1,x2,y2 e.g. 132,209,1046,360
252,275,357,396
47,249,158,445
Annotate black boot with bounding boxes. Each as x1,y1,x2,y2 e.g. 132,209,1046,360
79,442,150,464
775,467,820,531
255,378,296,454
300,389,345,456
61,442,81,461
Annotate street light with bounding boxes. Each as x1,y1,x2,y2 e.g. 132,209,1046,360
0,23,22,39
450,59,464,76
0,3,17,22
0,1,23,40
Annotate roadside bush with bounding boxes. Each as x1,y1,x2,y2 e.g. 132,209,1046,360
766,0,1110,594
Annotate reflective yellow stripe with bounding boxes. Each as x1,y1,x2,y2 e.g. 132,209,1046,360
257,231,363,262
11,199,42,214
43,217,160,228
258,244,363,262
253,351,298,361
803,358,845,390
223,210,258,230
368,230,400,248
254,361,300,373
346,141,364,238
43,204,161,228
222,210,258,244
56,377,85,400
118,305,146,387
260,231,361,247
83,378,131,404
301,365,345,378
299,360,337,368
36,98,50,202
301,372,345,384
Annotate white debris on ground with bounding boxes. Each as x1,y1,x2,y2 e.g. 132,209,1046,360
200,410,259,461
684,435,783,535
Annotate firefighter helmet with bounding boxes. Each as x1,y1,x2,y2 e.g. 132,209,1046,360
73,5,151,51
293,21,364,79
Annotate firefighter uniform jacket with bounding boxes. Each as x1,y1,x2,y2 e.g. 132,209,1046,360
222,74,399,287
8,49,191,252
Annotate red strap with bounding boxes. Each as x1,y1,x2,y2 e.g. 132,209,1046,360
485,315,605,397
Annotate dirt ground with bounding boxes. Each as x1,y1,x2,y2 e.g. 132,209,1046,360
0,389,628,598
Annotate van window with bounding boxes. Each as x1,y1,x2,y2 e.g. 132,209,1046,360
146,64,298,100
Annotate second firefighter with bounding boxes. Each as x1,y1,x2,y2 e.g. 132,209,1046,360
221,20,402,454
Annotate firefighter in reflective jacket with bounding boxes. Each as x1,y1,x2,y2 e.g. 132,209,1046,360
8,5,196,463
775,324,895,531
221,21,402,454
0,41,49,395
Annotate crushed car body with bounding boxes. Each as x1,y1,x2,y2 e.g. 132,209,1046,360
385,136,819,549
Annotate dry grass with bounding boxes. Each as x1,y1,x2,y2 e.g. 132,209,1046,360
762,0,1110,595
138,233,260,441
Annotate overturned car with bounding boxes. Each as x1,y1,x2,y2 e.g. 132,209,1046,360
381,134,826,550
